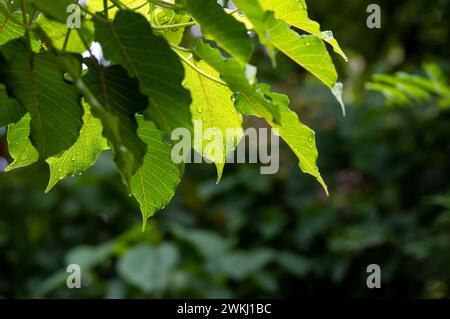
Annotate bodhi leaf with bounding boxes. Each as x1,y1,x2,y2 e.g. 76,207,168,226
0,86,26,127
230,1,345,115
94,10,192,134
152,7,192,45
236,84,328,194
5,113,39,172
29,0,75,23
88,0,148,16
232,0,338,89
196,42,327,193
182,54,244,182
0,38,83,160
0,9,41,50
45,102,108,192
182,0,254,65
131,117,182,226
0,10,25,45
260,0,348,61
83,61,148,185
194,40,281,124
36,14,93,54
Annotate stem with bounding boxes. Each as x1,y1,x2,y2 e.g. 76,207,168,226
79,4,108,23
20,0,32,53
104,0,109,20
109,0,128,10
148,0,185,10
151,21,196,30
170,44,191,52
174,50,227,86
131,1,149,12
62,28,72,51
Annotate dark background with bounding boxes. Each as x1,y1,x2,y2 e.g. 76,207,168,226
0,0,449,298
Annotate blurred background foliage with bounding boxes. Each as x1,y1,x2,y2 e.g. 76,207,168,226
1,0,450,298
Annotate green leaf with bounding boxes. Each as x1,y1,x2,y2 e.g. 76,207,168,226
36,14,93,53
231,0,269,41
5,113,39,171
152,8,192,45
0,9,40,50
0,10,25,45
183,0,254,65
232,1,340,91
195,41,327,192
0,38,83,159
0,86,26,127
45,102,108,192
94,10,192,134
260,0,348,61
130,117,182,223
235,83,328,194
182,54,244,182
83,61,148,185
29,0,75,23
194,40,281,124
117,243,179,293
206,249,274,280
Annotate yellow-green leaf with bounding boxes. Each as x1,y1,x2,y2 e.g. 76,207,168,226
45,102,108,192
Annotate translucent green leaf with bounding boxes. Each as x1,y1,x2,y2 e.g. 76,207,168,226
94,10,192,134
195,40,281,123
36,14,93,53
5,113,39,171
0,9,40,50
0,85,25,127
236,83,328,194
83,61,148,185
182,54,244,182
0,38,83,159
183,0,254,65
264,14,338,89
260,0,348,61
231,0,342,113
131,117,182,223
45,102,108,192
0,10,25,45
152,8,192,45
195,41,327,192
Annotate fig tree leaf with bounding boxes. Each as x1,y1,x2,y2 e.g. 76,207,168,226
194,40,281,124
0,86,26,127
236,83,328,194
94,10,192,134
131,117,182,224
0,38,83,160
29,0,75,23
260,0,348,61
5,113,39,171
83,61,148,185
45,102,108,192
182,54,244,182
183,0,254,65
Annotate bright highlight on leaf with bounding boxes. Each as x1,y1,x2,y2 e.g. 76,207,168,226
0,0,347,222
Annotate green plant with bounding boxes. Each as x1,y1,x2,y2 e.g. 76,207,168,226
0,0,346,223
366,63,450,108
